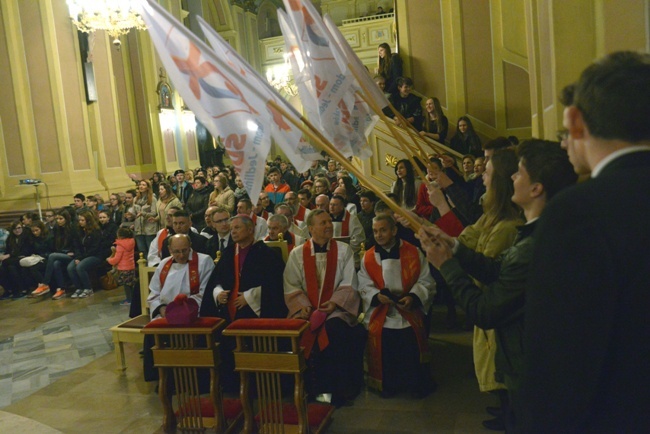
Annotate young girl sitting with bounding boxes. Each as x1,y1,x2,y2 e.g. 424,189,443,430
107,227,136,306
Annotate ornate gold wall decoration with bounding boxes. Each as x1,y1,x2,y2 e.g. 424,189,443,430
385,153,399,168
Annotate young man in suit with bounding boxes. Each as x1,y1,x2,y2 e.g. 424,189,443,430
522,51,650,433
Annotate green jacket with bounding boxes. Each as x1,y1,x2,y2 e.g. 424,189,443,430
440,221,536,388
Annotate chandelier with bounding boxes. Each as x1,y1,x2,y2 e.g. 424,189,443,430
265,60,298,97
66,0,147,45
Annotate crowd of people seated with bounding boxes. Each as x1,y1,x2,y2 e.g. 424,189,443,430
1,49,643,434
0,57,528,429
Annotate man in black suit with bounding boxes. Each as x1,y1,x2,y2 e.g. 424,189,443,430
522,51,650,433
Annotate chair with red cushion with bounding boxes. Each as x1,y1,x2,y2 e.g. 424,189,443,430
142,317,243,433
223,319,334,434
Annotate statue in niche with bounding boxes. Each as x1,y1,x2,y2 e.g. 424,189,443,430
157,68,174,111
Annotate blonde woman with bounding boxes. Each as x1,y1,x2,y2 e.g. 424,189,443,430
133,179,159,256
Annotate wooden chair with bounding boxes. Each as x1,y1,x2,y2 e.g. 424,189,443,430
142,317,242,433
109,254,157,370
264,237,289,263
223,319,334,434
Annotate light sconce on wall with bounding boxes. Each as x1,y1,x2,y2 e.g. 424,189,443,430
159,111,177,132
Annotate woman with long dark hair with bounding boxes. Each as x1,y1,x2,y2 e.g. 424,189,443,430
31,209,81,299
151,172,165,197
449,116,483,157
21,221,53,292
377,43,403,96
67,211,104,299
391,159,422,210
108,193,124,225
420,97,449,143
337,175,361,213
453,149,522,426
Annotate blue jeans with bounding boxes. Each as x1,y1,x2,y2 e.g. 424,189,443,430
135,234,155,257
43,253,74,287
67,256,102,290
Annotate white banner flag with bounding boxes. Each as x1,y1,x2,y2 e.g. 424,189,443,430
141,0,270,198
196,16,320,173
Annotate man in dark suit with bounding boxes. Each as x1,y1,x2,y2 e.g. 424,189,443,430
200,214,287,392
522,51,650,433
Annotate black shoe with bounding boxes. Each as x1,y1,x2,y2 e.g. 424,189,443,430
482,417,505,431
486,406,503,417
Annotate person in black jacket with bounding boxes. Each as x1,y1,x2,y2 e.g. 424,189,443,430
98,210,118,259
449,116,483,157
185,176,211,231
67,211,104,299
0,221,29,299
31,209,82,299
420,139,577,432
523,52,650,434
159,210,207,259
21,221,53,293
377,43,403,96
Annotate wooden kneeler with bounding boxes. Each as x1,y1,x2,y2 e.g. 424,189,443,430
109,255,157,370
142,317,243,433
223,319,334,434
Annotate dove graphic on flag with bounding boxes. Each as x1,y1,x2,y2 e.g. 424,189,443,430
277,10,321,130
195,16,320,173
281,0,370,158
140,0,269,199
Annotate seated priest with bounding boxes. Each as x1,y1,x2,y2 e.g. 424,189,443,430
329,194,365,269
358,215,437,399
274,203,310,239
284,191,311,228
143,234,215,381
200,214,287,392
283,209,366,407
265,214,305,253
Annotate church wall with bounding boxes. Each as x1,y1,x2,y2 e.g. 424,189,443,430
0,0,648,213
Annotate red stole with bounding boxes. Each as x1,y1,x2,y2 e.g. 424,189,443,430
300,239,338,358
333,211,350,236
159,251,200,295
364,241,428,390
294,206,306,223
227,244,242,321
250,213,257,226
157,228,169,253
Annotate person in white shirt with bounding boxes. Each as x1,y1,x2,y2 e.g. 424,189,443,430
283,209,366,407
147,234,214,319
358,215,436,399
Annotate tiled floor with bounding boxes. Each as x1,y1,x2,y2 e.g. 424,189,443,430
0,288,495,433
